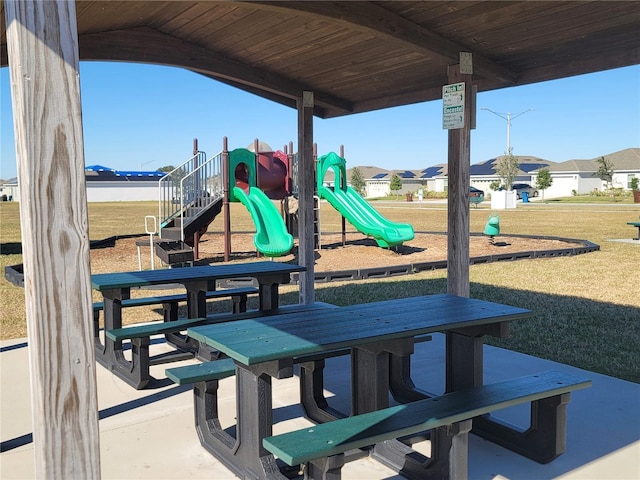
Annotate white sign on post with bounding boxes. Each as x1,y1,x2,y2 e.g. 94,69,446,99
442,82,465,130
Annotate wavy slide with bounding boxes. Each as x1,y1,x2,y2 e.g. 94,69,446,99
233,186,294,257
318,184,415,248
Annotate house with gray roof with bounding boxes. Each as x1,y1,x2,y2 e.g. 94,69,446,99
524,148,639,199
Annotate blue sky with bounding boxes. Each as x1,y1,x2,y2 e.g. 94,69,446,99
1,62,639,180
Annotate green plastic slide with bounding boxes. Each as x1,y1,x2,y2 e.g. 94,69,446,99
233,186,294,257
317,152,414,248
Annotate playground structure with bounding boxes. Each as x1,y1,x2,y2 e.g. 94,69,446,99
154,138,415,265
316,151,415,248
157,138,294,261
228,144,294,257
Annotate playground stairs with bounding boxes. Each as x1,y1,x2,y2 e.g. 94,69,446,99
159,198,223,244
157,150,225,260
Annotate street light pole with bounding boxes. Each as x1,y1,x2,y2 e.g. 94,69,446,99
481,107,534,153
140,160,154,171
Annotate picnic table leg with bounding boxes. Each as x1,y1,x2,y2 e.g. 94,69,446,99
445,330,571,463
95,288,158,388
258,282,279,311
354,340,470,479
168,280,218,360
389,352,433,403
372,419,472,480
299,358,349,424
94,288,129,369
194,362,290,480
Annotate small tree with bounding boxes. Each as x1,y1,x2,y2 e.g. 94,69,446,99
535,168,553,200
595,155,615,201
159,165,176,173
390,174,403,199
489,180,502,192
350,167,366,196
494,149,520,190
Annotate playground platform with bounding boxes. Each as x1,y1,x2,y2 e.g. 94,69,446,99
1,333,638,479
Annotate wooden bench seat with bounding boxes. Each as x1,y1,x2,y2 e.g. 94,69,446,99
263,370,591,480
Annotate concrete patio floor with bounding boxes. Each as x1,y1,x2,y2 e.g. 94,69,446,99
2,333,639,479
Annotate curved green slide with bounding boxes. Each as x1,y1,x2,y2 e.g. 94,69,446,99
233,186,294,257
317,152,414,248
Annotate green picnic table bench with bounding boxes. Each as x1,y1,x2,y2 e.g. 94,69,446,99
105,302,336,389
469,194,484,207
263,370,591,480
93,286,258,324
627,220,640,240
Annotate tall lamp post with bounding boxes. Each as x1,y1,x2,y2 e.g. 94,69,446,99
140,160,155,171
481,107,534,153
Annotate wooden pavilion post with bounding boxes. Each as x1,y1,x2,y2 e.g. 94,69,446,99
445,61,483,393
297,91,315,304
446,63,472,297
4,1,101,478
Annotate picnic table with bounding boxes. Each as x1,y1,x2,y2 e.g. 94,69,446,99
184,293,590,479
91,261,304,388
627,220,640,240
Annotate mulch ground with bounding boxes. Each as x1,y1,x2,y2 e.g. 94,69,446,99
90,232,577,274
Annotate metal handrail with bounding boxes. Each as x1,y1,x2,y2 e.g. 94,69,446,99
158,151,224,240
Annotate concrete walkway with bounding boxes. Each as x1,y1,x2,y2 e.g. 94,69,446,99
2,334,639,479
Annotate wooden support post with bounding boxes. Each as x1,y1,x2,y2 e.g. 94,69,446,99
298,92,315,304
446,64,472,298
4,1,101,478
445,63,475,394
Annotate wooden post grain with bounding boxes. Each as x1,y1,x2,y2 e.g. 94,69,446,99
4,1,101,477
298,92,315,304
446,64,472,298
445,63,475,394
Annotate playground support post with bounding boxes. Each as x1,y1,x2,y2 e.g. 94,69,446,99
191,139,200,260
223,136,231,262
339,144,347,247
297,91,315,305
253,138,262,258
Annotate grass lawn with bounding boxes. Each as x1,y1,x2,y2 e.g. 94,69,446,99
1,199,639,382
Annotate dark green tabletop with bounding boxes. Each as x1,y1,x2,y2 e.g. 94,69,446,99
188,293,532,365
91,261,304,290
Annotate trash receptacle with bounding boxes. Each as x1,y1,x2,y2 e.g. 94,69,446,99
521,191,529,203
406,193,413,202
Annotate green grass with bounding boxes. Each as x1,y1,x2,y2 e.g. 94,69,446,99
543,194,635,203
1,200,639,382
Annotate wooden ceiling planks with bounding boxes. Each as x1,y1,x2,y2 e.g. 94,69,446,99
2,0,639,119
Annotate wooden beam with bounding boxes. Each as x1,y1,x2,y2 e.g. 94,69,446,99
79,27,353,116
199,74,330,119
256,1,517,84
297,92,315,305
4,1,100,478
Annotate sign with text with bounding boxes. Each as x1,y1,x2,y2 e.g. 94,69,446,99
442,82,465,129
